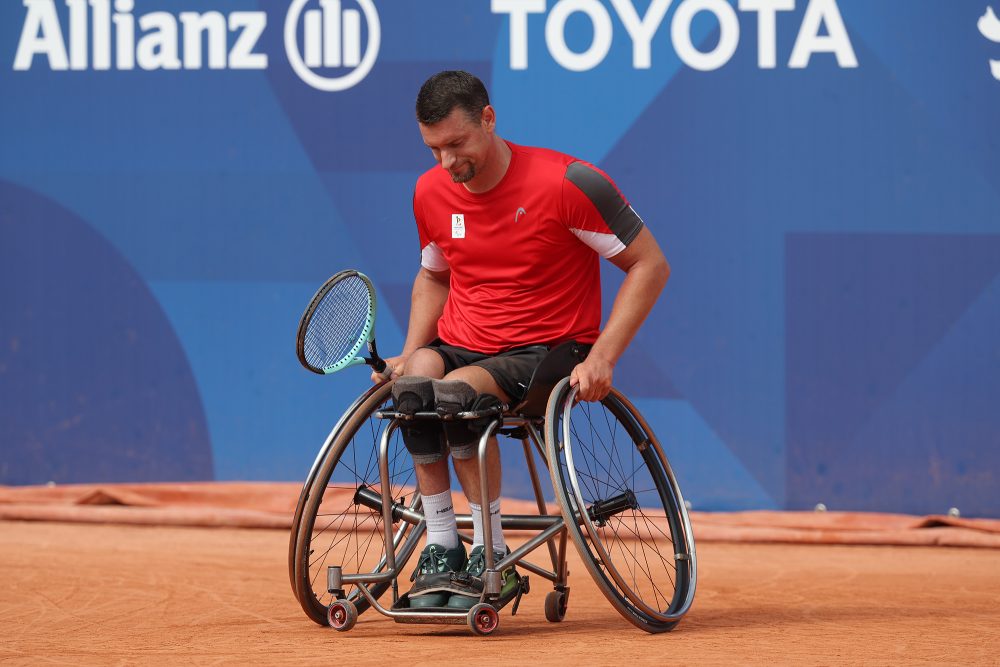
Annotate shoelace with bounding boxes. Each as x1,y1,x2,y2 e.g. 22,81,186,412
465,550,507,577
417,546,452,575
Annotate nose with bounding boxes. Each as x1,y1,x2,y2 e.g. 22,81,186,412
440,150,456,170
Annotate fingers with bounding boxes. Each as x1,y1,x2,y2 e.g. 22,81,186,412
577,377,606,402
571,361,612,402
371,359,401,384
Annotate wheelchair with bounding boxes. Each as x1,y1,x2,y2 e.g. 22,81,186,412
288,342,696,635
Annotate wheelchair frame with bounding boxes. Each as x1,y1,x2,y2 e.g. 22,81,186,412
289,351,697,636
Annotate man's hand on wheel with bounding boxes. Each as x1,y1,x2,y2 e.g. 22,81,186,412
570,355,614,402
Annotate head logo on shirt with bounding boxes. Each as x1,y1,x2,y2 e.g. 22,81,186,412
451,213,466,238
515,207,527,223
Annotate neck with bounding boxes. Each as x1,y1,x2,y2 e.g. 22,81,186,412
463,136,511,194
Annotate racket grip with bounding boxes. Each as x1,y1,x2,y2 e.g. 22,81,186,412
367,340,392,380
371,357,394,381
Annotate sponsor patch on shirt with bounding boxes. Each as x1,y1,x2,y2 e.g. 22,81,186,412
451,213,465,239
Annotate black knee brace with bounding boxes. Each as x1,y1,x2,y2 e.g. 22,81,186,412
400,422,447,464
392,376,446,464
443,394,504,456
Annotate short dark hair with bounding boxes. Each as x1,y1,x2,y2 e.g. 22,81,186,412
415,70,490,125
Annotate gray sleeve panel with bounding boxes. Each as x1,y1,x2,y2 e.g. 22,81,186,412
565,161,644,246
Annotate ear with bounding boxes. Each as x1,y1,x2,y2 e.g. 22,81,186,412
481,105,496,132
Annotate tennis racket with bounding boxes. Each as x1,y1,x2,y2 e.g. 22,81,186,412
296,270,390,379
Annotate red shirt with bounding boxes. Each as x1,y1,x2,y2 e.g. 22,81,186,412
413,142,644,355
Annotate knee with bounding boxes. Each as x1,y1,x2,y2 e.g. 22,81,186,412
402,348,445,378
441,392,504,454
392,375,446,462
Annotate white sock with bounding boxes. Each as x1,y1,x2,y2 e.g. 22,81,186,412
422,489,458,549
489,498,506,553
469,498,506,553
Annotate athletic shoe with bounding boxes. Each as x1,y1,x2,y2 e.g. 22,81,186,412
407,543,466,608
445,545,517,610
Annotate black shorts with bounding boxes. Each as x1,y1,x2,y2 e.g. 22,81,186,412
421,341,550,402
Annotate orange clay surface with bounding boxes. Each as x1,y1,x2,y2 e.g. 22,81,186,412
2,520,998,666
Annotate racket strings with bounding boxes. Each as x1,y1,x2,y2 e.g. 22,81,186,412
304,277,371,370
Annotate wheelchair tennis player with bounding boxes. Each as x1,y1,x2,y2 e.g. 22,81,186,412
373,70,670,611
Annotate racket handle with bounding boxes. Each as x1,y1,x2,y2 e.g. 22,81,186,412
366,338,392,381
370,356,394,381
367,339,392,380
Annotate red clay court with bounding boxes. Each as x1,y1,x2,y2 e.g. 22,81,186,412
2,483,998,665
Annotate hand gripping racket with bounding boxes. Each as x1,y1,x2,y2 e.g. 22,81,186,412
296,270,390,378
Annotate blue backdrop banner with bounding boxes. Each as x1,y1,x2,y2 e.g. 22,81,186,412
2,0,998,516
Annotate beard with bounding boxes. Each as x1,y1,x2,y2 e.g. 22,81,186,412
450,163,476,183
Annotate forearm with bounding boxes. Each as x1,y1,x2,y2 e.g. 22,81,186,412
589,257,669,365
400,267,450,356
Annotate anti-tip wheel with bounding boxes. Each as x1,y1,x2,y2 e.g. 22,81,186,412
544,590,568,622
327,600,358,632
468,603,500,636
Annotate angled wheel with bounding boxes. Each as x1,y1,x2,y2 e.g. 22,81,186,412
288,383,386,593
291,381,425,625
544,378,696,633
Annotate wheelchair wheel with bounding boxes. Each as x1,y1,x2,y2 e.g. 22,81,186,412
544,378,696,633
290,381,424,626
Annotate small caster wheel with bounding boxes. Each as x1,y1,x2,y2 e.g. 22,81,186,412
327,600,358,631
544,590,569,622
468,603,500,636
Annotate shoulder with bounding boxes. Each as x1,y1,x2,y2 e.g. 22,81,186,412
511,144,621,194
414,164,449,200
562,160,630,208
511,142,578,175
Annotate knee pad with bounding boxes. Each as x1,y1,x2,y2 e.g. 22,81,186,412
392,376,445,463
392,376,434,415
400,423,446,464
442,393,504,459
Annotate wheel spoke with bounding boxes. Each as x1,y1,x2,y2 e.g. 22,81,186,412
548,384,694,631
293,387,426,626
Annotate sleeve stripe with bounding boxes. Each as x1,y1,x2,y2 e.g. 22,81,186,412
565,161,644,246
570,228,627,258
421,242,448,271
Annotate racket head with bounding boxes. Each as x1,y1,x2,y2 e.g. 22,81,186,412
296,270,378,375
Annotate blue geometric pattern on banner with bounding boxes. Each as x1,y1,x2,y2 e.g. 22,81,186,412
1,1,998,514
786,233,1000,515
0,181,213,484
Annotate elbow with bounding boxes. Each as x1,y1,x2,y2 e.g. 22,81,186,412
655,255,670,292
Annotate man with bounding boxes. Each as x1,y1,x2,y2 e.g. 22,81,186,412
372,70,669,610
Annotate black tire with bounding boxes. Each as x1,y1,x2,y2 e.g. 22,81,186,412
543,590,568,622
544,379,696,633
290,381,424,625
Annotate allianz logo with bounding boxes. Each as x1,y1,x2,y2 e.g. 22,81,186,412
11,0,380,92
